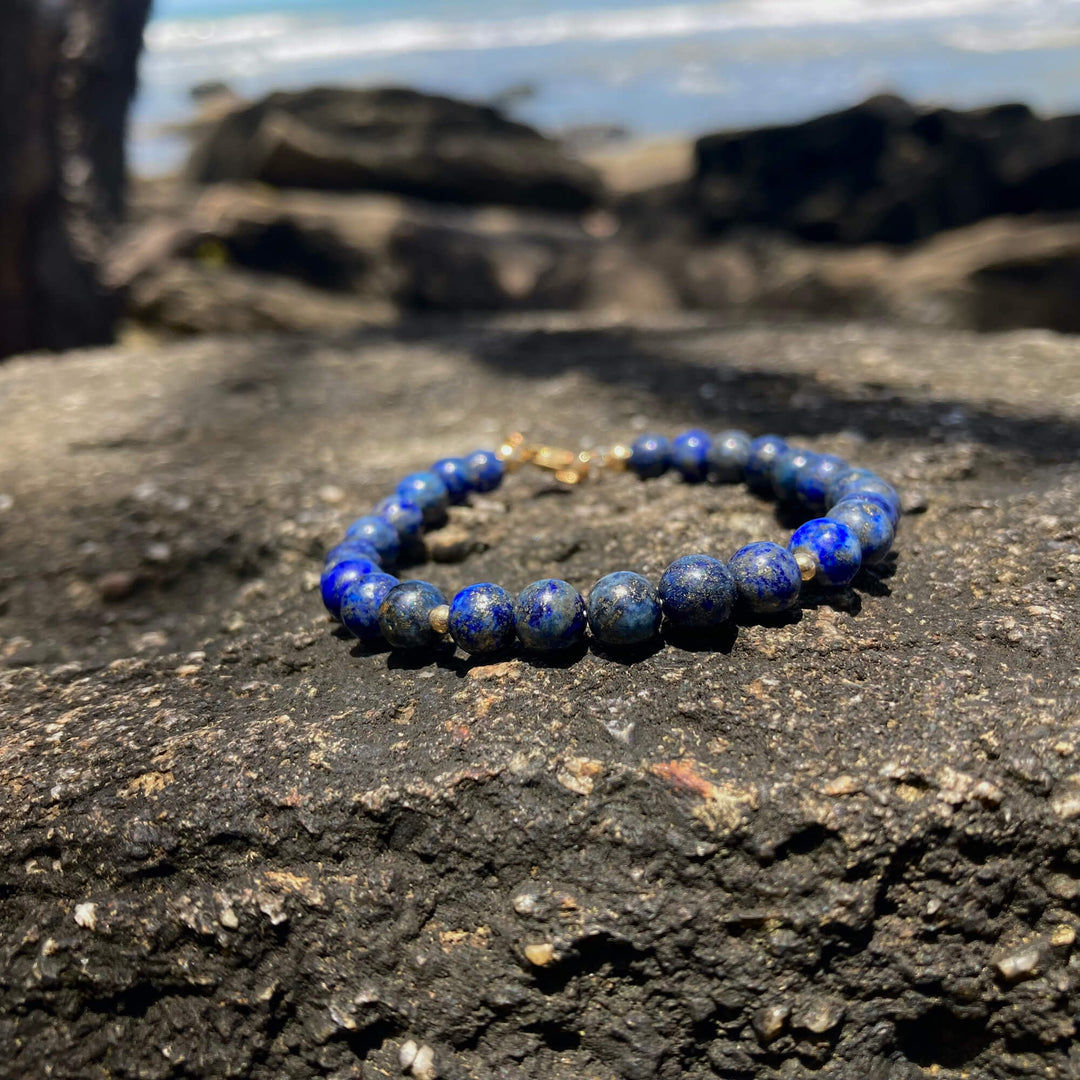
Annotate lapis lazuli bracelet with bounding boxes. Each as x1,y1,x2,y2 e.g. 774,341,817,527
319,430,901,655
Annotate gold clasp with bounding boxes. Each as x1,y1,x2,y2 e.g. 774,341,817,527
497,433,631,485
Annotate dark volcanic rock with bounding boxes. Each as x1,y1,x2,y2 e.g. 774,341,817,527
2,319,1080,1078
185,86,604,212
694,95,1080,244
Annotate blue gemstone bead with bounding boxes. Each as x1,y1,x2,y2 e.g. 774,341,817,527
465,450,505,493
795,454,848,512
827,496,895,565
771,448,816,503
340,572,399,640
825,467,875,504
377,580,448,649
728,541,803,613
514,579,587,651
324,539,381,570
670,429,712,483
587,571,662,646
789,518,862,586
396,472,450,526
745,435,789,494
321,558,380,619
374,495,424,539
432,457,473,504
829,474,901,527
706,430,751,483
344,515,401,564
448,583,517,654
628,434,670,479
658,554,736,629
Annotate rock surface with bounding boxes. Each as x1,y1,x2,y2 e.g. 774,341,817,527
2,319,1080,1078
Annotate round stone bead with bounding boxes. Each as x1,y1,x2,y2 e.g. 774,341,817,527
628,434,670,479
789,518,862,586
670,429,712,483
374,495,424,539
344,515,401,564
465,450,505,493
657,554,736,629
745,435,789,494
432,457,472,504
340,572,399,640
728,541,803,613
828,473,901,527
706,430,751,483
514,579,587,651
448,583,517,654
321,558,380,619
827,496,895,565
771,448,816,503
324,539,381,571
396,471,450,526
825,466,875,504
377,580,448,649
587,571,662,646
795,454,848,512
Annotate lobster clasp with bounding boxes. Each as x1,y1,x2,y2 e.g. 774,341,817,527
497,433,591,484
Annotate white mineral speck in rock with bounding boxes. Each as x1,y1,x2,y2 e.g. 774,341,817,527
411,1044,436,1080
74,902,97,930
995,946,1043,981
399,1040,418,1069
0,493,13,513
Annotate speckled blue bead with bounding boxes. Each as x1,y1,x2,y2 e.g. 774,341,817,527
344,515,401,564
587,571,662,646
514,579,587,651
628,434,670,479
448,583,517,654
658,554,736,629
828,473,901,528
771,448,816,503
321,558,380,619
826,496,895,565
670,429,712,483
374,495,424,539
728,541,803,613
745,435,789,494
465,450,505,493
432,457,473,504
377,580,448,649
706,430,751,483
396,471,450,526
795,454,848,512
324,539,381,571
789,518,862,586
340,572,399,640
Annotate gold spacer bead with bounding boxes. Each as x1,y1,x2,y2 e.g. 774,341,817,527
607,444,632,471
794,550,817,581
429,604,450,636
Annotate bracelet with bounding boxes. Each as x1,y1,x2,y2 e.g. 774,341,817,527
318,430,901,656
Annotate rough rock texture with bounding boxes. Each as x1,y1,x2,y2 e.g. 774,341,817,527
185,87,604,212
2,320,1080,1079
694,95,1080,245
0,0,151,359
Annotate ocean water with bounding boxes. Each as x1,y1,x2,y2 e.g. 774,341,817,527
134,0,1080,175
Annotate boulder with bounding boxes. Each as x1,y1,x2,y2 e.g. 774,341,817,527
185,86,604,212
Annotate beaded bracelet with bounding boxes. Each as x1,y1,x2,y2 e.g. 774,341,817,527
318,430,901,656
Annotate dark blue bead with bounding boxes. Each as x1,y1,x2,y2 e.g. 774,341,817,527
670,429,712,483
432,457,473,504
827,497,895,565
772,448,816,503
706,430,751,483
657,554,736,629
377,580,448,649
829,473,901,528
795,454,848,512
514,579,587,651
448,583,517,654
745,435,789,494
396,472,450,526
789,518,862,586
321,558,379,619
324,539,381,570
825,467,874,504
465,450,505,493
340,572,399,640
374,495,424,539
587,571,662,646
728,541,802,613
628,434,670,479
344,515,401,564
